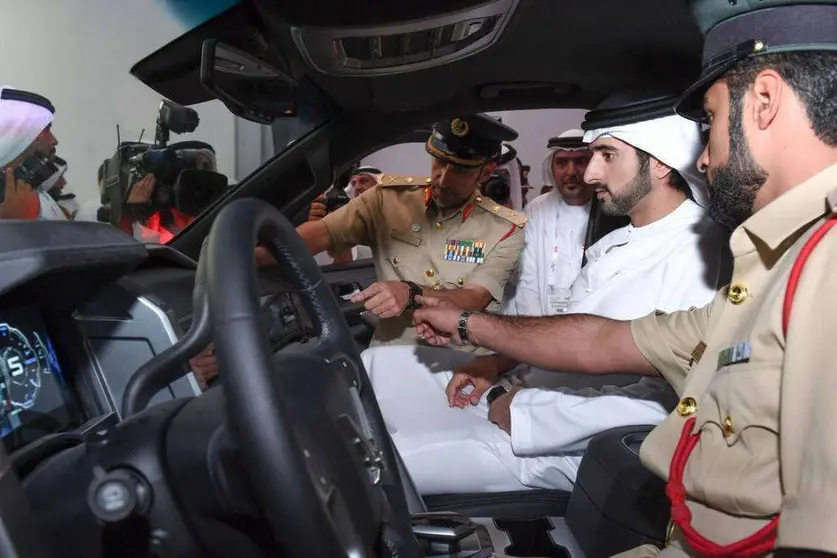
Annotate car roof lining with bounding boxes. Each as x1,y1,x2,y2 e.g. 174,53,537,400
134,0,703,113
160,0,704,257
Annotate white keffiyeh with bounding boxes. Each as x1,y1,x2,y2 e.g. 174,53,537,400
583,115,708,207
0,86,53,167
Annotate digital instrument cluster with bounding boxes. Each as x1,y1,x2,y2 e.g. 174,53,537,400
0,307,78,450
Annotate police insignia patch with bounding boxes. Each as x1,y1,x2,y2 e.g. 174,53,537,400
445,239,485,264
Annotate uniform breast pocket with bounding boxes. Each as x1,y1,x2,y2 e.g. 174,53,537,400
695,361,783,515
700,361,782,443
436,259,477,290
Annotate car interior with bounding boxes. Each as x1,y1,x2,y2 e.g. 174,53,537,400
0,1,706,556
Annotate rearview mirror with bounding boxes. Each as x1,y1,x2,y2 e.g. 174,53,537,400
200,39,298,125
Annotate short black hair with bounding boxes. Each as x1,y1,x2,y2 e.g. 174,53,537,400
724,51,837,146
635,148,690,195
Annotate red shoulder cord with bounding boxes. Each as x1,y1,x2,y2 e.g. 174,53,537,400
666,214,837,556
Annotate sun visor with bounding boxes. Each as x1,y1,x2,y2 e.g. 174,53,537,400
130,2,280,106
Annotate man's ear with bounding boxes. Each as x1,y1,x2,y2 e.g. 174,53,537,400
650,158,674,183
751,69,783,130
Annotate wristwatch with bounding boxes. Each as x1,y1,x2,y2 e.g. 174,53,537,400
458,310,476,344
404,281,424,310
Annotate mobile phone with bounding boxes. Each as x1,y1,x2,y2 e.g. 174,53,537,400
0,154,55,204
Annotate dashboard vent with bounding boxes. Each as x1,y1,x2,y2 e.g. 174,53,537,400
291,0,519,76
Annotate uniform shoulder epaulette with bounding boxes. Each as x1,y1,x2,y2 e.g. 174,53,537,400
377,174,432,189
473,195,527,227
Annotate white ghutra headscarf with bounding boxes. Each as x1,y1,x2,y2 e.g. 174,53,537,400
582,114,708,207
0,86,54,167
541,129,588,187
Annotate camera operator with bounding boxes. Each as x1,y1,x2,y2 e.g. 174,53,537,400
309,165,381,264
94,100,227,243
0,86,61,221
127,146,219,243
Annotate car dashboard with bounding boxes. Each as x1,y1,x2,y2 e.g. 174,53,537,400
0,220,318,465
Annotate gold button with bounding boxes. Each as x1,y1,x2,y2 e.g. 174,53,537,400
392,256,399,265
432,283,441,291
425,269,436,278
723,416,734,437
456,277,464,286
435,221,444,230
425,178,432,184
492,205,501,212
676,397,698,417
728,283,749,305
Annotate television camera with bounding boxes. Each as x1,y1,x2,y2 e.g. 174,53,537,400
97,99,228,226
482,169,511,206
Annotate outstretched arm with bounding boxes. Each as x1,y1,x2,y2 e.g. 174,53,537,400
413,297,656,376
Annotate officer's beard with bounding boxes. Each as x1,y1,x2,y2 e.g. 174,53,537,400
706,94,768,232
597,167,652,217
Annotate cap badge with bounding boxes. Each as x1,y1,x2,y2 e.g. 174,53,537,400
451,118,469,137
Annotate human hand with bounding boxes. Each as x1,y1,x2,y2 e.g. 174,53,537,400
189,344,219,389
350,281,410,319
445,355,505,408
308,195,328,221
127,174,156,204
254,245,277,267
487,386,522,435
0,167,39,220
412,296,466,345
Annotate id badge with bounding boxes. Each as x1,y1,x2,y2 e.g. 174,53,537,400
547,288,571,315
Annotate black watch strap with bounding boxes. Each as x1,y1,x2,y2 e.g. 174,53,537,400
458,311,475,344
404,281,423,310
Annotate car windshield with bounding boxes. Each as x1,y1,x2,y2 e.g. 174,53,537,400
0,0,320,243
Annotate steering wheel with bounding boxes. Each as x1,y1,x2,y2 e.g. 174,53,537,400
205,198,420,557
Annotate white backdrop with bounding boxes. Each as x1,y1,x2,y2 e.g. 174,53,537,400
0,0,238,207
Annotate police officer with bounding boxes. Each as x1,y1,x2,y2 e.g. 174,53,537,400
410,1,837,555
295,114,526,348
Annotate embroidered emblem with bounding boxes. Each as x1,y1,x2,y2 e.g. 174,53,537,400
451,118,469,137
690,341,707,367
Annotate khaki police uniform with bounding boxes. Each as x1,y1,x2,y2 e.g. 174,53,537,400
622,164,837,556
321,174,526,348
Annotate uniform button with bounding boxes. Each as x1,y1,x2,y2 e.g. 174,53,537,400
676,397,698,417
392,256,399,265
435,221,444,230
432,283,441,291
425,269,436,278
475,196,483,202
728,283,749,305
723,416,734,437
456,277,464,286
